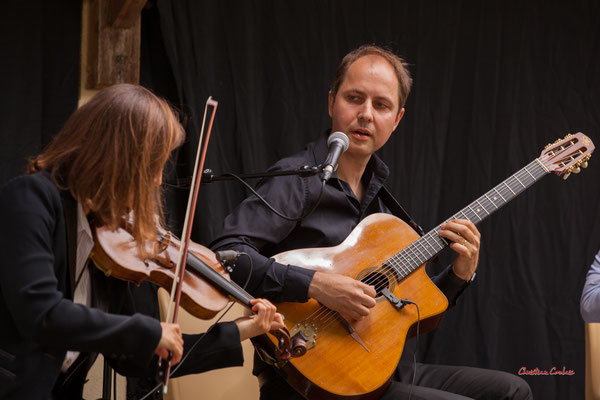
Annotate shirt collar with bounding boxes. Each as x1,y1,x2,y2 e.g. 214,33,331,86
76,202,92,240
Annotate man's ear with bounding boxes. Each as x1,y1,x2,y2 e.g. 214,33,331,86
393,107,405,130
328,91,334,118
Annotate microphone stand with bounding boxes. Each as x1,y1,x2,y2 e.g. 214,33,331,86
98,358,112,400
167,165,323,187
202,165,322,183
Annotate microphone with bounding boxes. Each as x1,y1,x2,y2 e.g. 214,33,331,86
321,131,350,182
215,250,241,272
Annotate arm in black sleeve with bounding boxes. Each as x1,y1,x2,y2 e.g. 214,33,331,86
111,321,244,377
210,169,316,302
214,238,315,302
0,175,161,366
430,264,472,307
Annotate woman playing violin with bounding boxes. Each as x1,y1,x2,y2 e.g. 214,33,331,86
0,83,284,399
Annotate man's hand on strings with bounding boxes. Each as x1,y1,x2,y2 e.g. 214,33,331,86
155,322,183,365
308,271,376,321
439,219,480,281
236,298,285,341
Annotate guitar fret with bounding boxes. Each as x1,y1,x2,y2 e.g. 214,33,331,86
483,193,498,209
517,169,534,186
398,259,411,277
456,210,468,219
395,252,414,274
466,204,482,221
535,158,550,173
423,233,441,254
421,242,434,257
381,155,556,282
389,258,408,278
408,244,426,265
503,181,516,195
524,167,537,181
413,243,428,261
514,174,525,188
493,188,507,203
474,199,489,216
386,257,401,277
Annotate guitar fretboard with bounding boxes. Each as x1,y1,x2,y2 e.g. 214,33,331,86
386,158,548,279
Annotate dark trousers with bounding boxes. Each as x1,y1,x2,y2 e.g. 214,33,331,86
259,361,533,400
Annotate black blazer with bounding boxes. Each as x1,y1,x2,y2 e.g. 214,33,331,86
0,173,162,399
0,173,246,399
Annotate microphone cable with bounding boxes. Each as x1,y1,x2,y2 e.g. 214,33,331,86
223,172,326,222
400,299,420,400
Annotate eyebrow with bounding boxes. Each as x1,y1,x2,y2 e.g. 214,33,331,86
343,88,394,105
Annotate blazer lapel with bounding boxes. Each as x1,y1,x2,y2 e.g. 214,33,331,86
60,190,78,299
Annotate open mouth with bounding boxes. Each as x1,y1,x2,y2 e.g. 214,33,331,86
350,128,372,139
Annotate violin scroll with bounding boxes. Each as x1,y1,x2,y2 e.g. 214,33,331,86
270,326,307,361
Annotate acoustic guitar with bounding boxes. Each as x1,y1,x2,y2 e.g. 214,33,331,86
256,133,594,399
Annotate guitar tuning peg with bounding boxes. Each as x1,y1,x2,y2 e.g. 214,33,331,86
582,161,588,168
563,172,571,180
573,167,581,173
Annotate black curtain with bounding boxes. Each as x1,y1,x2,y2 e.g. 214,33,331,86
0,0,81,185
143,1,600,399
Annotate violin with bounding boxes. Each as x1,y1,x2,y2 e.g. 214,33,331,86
89,223,307,361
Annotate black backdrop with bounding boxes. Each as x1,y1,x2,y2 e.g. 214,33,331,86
144,1,600,399
1,0,599,399
0,0,81,185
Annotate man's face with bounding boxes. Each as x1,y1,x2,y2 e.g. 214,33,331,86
329,55,404,159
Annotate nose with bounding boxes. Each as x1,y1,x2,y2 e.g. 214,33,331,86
357,101,373,122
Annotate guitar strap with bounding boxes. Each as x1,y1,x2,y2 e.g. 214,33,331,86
377,185,424,237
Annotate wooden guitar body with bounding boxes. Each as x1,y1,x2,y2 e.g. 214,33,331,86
264,213,448,399
253,132,594,399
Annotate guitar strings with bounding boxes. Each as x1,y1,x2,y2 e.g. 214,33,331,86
289,148,576,361
294,157,551,338
299,176,528,334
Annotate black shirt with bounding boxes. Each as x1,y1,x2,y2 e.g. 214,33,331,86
210,132,468,305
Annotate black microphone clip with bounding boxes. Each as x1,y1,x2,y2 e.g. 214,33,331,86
215,250,241,273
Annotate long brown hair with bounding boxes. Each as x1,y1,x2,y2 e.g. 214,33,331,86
29,84,184,254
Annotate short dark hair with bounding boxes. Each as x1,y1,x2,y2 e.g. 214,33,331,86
331,45,412,109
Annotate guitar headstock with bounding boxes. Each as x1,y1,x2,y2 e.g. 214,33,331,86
539,133,595,179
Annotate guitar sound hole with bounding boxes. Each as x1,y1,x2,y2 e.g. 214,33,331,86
359,271,391,298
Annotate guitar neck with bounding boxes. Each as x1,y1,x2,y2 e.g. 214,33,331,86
389,158,549,277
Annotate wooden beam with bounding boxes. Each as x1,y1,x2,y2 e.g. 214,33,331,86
85,0,147,89
111,0,147,28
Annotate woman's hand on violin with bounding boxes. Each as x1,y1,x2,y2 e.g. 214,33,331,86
155,322,184,365
235,298,285,341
